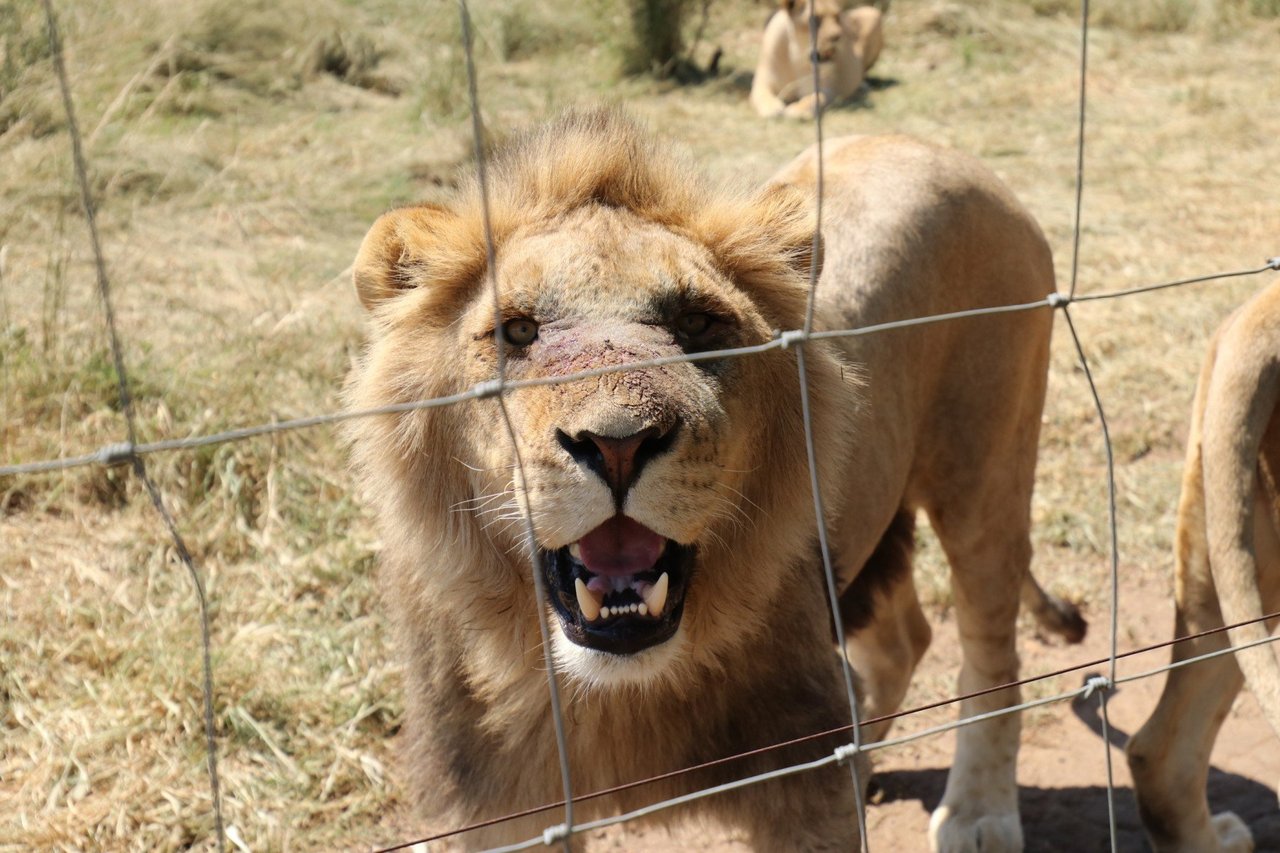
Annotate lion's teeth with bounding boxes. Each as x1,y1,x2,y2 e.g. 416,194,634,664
575,578,601,621
643,572,669,618
568,543,582,561
579,575,667,623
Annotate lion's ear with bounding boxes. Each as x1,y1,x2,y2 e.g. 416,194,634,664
699,180,822,276
749,180,823,281
353,204,479,312
693,181,821,324
766,182,824,282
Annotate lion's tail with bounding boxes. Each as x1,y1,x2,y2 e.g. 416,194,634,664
1021,573,1087,644
1201,293,1280,742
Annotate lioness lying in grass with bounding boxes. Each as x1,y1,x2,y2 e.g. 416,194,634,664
751,0,884,119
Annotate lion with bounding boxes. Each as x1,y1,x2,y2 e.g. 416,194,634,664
750,0,884,119
1126,278,1280,853
345,109,1076,851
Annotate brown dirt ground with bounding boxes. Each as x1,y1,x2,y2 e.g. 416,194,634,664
614,586,1280,853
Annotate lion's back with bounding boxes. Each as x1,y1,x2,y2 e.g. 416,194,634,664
771,134,1054,342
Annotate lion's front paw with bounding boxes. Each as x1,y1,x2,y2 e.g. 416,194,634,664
928,804,1023,853
782,93,828,120
1210,812,1254,853
782,102,815,120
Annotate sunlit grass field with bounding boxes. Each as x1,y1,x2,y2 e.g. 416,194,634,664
2,0,1279,848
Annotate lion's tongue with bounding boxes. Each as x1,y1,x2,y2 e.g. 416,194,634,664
576,515,665,577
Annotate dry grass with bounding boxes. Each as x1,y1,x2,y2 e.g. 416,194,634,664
2,0,1280,850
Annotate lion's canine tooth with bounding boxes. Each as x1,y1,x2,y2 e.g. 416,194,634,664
643,572,669,618
568,543,582,561
575,578,601,621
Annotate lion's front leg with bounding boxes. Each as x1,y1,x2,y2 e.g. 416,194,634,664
926,674,1023,853
926,516,1029,853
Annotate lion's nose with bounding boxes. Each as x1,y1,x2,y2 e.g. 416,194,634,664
556,423,680,505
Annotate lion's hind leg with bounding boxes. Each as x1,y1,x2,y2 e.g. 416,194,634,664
1126,616,1251,853
1129,283,1280,852
840,510,932,746
1126,447,1272,852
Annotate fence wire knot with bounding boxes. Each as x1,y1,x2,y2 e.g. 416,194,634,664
779,329,809,349
1046,291,1071,309
834,743,860,764
1082,674,1113,700
472,379,504,400
1267,256,1280,271
98,442,136,467
541,823,571,846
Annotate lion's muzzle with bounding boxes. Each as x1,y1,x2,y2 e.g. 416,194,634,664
516,321,718,656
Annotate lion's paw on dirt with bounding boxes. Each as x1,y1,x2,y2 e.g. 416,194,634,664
928,805,1023,853
1210,811,1254,853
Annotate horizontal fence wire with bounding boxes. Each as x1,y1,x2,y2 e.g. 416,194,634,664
371,612,1280,852
3,262,1278,482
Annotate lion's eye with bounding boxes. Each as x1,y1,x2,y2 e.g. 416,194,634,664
502,318,539,346
675,312,713,340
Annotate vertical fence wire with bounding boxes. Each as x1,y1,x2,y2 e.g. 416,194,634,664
40,1,227,850
458,2,577,847
1059,2,1119,845
1067,0,1090,301
1060,307,1122,851
792,10,871,852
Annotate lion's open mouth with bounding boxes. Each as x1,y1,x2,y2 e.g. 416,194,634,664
541,515,694,656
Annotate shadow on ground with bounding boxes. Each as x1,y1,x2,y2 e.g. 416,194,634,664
873,767,1279,852
870,684,1280,852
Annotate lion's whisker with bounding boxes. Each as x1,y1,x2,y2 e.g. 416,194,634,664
713,480,767,517
452,456,519,474
451,491,514,512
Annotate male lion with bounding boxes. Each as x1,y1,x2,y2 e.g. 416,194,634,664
750,0,884,119
346,109,1069,851
1127,278,1280,853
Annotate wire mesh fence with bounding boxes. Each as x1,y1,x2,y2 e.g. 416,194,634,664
5,1,1280,851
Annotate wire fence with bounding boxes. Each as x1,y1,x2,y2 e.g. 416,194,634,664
6,1,1280,852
